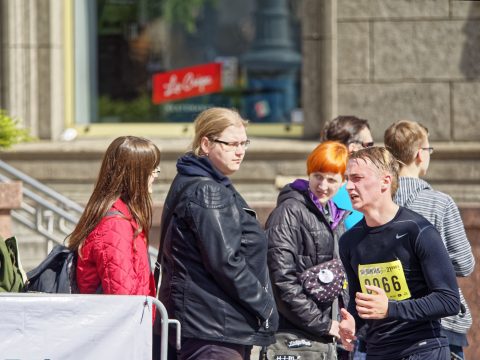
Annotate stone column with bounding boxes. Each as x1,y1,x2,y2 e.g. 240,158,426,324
302,0,337,139
0,0,65,140
0,182,22,238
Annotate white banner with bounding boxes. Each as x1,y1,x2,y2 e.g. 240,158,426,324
0,294,153,360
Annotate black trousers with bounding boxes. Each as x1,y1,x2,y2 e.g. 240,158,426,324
153,334,252,360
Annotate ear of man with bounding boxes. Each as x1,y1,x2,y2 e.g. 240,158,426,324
381,173,392,192
414,148,431,176
416,148,426,164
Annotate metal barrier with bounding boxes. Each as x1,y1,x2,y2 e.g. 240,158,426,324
153,296,182,359
0,293,180,360
0,159,159,262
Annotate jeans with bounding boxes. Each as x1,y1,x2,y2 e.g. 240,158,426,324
449,345,465,360
352,340,367,360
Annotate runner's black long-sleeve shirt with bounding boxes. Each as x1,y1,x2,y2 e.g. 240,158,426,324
339,207,460,359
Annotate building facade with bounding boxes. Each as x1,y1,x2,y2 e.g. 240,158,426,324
1,0,479,142
0,1,479,358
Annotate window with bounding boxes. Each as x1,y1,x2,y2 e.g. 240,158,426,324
76,0,302,126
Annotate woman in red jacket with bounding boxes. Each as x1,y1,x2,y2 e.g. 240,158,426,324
68,136,160,296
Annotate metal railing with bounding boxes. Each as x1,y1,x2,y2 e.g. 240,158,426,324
0,293,181,360
0,159,158,261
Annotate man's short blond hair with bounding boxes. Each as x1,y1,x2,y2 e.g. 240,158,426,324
384,120,428,167
349,146,400,197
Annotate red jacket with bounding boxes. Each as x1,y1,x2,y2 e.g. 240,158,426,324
76,198,156,297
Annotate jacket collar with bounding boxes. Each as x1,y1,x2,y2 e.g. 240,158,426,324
395,177,432,207
176,152,231,186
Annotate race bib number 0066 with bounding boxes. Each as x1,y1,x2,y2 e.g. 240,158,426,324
358,260,411,300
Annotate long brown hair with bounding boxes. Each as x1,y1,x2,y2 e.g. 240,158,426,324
68,136,160,251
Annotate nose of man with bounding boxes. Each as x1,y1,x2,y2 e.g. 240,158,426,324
345,178,354,191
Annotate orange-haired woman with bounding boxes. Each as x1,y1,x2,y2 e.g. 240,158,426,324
265,141,349,360
68,136,160,296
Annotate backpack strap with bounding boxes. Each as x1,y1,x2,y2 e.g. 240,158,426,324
106,210,124,217
332,234,342,322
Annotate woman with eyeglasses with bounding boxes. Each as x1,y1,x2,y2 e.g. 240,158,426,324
69,136,160,297
154,107,278,360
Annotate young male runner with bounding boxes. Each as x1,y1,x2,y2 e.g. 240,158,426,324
338,147,460,360
384,120,475,359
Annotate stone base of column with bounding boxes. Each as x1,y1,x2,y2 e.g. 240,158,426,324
0,181,22,238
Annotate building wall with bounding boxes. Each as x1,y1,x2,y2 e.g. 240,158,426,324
2,1,480,142
337,0,480,142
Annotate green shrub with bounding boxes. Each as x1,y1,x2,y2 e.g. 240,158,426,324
0,110,32,149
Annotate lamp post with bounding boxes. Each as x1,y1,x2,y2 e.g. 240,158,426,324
242,0,301,123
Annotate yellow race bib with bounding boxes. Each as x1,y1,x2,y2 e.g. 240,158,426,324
358,260,411,300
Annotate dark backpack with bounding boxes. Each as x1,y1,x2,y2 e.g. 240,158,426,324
23,244,78,294
23,210,123,294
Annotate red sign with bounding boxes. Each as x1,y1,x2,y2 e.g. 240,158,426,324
152,63,222,104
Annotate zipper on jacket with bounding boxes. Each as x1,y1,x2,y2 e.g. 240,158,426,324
263,283,273,329
264,307,274,329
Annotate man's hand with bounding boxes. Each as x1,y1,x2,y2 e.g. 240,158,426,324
339,308,356,351
356,285,389,319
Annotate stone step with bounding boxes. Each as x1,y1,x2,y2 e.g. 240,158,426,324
3,138,480,205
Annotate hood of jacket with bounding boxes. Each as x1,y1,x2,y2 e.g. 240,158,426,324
176,152,231,186
277,180,306,206
395,177,432,208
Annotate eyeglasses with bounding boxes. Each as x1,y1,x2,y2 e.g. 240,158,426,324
349,140,375,148
152,167,161,175
420,147,434,155
213,139,251,152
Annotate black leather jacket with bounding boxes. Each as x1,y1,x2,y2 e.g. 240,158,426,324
158,154,278,346
265,183,348,340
